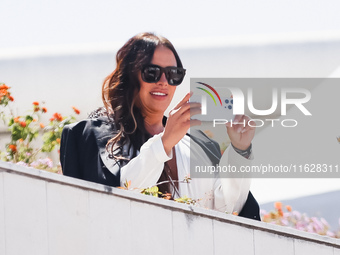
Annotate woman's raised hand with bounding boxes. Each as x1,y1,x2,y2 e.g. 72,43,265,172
226,115,255,151
162,92,201,155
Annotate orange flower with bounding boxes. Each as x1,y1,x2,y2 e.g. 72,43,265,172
34,107,40,112
32,118,37,122
286,205,292,212
9,96,14,101
0,84,9,90
39,123,45,129
0,89,6,96
274,201,282,210
18,138,24,143
9,144,17,152
52,112,63,121
20,121,26,127
232,211,239,216
72,106,80,115
56,138,61,144
278,209,284,217
14,117,20,123
42,107,47,113
163,193,172,200
262,214,270,220
33,101,39,106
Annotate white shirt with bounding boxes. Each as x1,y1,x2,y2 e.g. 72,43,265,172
120,132,252,214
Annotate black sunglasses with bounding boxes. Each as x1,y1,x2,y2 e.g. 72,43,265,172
141,64,186,86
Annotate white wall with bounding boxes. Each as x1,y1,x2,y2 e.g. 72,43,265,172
0,161,339,255
1,33,340,124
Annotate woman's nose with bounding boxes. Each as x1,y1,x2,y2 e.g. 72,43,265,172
158,72,168,85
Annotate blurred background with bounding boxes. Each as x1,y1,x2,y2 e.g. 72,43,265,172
1,0,340,228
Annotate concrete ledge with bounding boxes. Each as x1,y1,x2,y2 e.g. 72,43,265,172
1,161,339,255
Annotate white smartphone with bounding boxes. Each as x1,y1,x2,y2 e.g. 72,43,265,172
189,95,235,122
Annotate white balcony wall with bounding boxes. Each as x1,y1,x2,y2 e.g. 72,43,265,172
0,161,339,255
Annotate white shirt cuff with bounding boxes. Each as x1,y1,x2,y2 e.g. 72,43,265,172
152,133,172,162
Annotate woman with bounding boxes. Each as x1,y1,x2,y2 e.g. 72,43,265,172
60,32,259,219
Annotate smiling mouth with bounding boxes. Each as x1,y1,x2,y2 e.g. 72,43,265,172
150,92,167,96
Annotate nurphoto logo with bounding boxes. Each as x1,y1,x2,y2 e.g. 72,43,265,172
193,82,312,128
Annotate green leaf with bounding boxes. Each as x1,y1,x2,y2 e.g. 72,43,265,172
12,130,21,141
8,118,14,126
25,115,33,122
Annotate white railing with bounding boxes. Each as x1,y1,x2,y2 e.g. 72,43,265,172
0,161,339,255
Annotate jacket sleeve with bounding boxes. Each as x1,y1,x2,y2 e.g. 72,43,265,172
120,133,172,189
60,124,81,179
60,118,121,187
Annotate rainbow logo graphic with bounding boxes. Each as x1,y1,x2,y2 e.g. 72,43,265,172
196,82,222,106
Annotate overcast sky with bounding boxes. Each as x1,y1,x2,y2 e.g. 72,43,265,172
1,0,340,49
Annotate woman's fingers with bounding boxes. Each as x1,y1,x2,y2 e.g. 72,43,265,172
178,102,201,115
190,119,202,127
227,115,253,133
169,102,201,119
189,105,202,118
232,114,243,124
173,91,192,110
240,116,253,133
226,114,242,128
168,93,202,130
226,114,255,151
236,115,247,133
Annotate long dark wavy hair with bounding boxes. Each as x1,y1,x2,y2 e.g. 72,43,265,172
102,32,184,159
